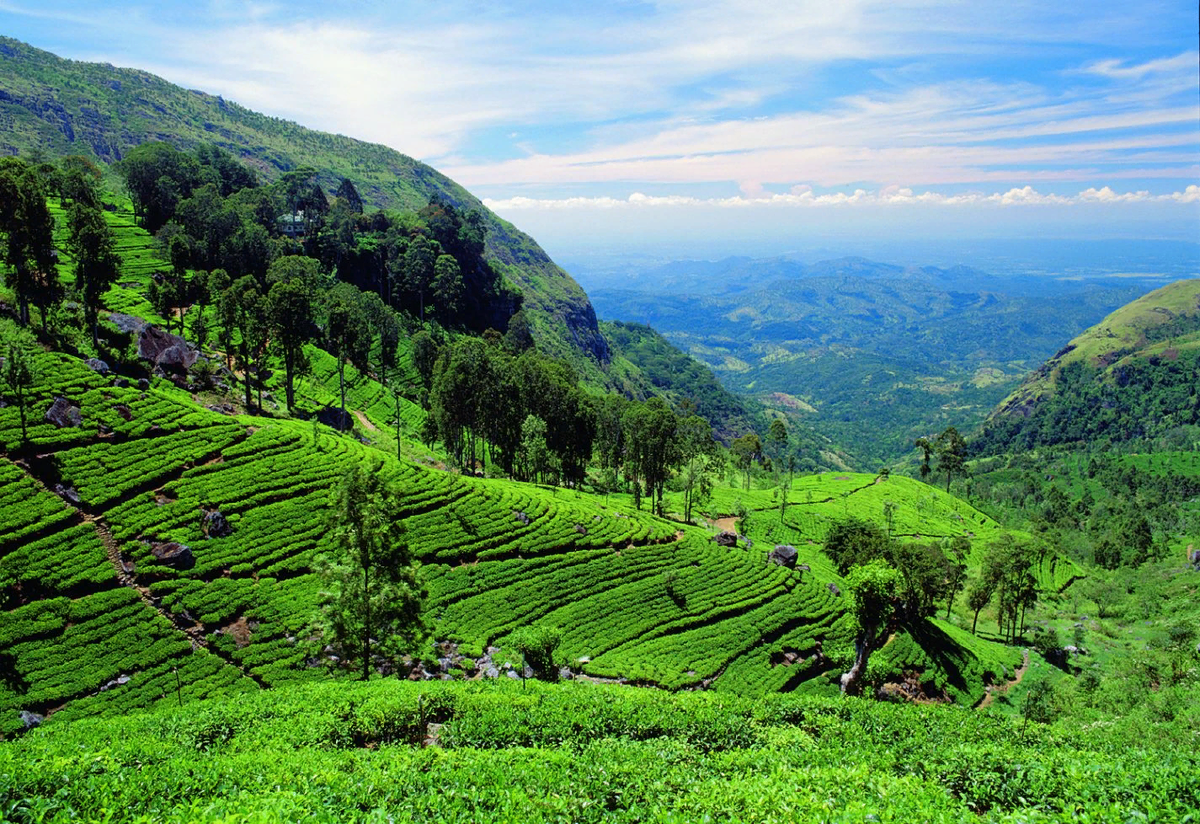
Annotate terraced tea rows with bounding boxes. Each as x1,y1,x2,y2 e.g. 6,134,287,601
1,327,1047,732
0,348,864,725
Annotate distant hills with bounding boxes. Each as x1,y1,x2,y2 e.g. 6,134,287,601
976,278,1200,453
0,36,608,373
583,254,1152,466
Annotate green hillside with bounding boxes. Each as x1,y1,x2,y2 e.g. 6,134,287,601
0,183,1084,725
0,36,609,375
1,334,1036,728
977,279,1200,453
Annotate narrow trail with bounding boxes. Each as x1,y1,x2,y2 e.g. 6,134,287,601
88,513,209,651
977,650,1030,709
352,410,378,432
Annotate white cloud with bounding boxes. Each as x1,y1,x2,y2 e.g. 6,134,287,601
4,0,1196,202
484,185,1200,211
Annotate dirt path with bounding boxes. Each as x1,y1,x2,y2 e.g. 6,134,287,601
89,514,210,651
977,650,1030,709
352,410,378,432
712,516,737,532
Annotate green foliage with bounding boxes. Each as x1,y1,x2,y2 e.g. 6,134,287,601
601,320,755,442
0,157,59,327
317,466,427,680
8,675,1194,822
0,327,36,445
508,624,562,680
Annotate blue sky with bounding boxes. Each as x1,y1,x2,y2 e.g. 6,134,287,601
2,0,1198,256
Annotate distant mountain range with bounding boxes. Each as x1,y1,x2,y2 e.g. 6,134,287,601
581,254,1156,466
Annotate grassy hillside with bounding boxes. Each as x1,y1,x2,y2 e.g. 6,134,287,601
3,677,1196,823
977,279,1200,453
0,36,609,376
2,291,1074,735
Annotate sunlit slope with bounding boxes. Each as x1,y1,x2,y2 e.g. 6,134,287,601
985,279,1200,435
0,349,843,731
1,37,609,371
706,472,1080,594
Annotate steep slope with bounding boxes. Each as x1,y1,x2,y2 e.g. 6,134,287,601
1,329,1038,731
977,279,1200,452
0,36,608,372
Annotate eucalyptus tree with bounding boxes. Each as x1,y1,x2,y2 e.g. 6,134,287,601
1,336,35,447
318,466,427,680
0,158,59,328
66,197,122,348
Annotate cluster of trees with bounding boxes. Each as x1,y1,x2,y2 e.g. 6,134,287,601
964,537,1042,641
974,355,1200,455
969,450,1189,571
914,426,967,492
0,155,124,347
819,518,969,695
115,142,518,335
421,334,722,518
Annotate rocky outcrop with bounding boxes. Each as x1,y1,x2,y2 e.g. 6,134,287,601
201,509,232,539
150,541,194,569
714,531,738,547
768,545,798,568
44,396,82,428
137,325,198,374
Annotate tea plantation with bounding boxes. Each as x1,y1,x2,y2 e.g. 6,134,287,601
2,678,1195,823
0,322,1042,735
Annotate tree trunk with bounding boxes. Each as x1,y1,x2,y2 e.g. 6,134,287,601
362,562,371,681
338,355,347,426
16,387,27,446
840,624,880,696
972,608,981,635
284,348,295,411
243,348,253,412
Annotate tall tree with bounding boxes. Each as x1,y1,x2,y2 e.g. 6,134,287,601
623,397,679,514
765,418,789,479
267,281,314,412
935,426,967,493
66,200,122,348
221,276,267,411
731,432,763,491
402,235,435,321
0,159,59,328
1,336,35,447
914,436,934,482
324,284,371,427
840,560,901,696
677,414,718,524
266,255,321,411
431,254,464,325
410,330,440,400
318,466,427,680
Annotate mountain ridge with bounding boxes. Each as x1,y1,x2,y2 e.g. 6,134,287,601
0,36,610,372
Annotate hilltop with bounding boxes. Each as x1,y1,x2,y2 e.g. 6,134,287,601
0,36,608,374
976,278,1200,453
